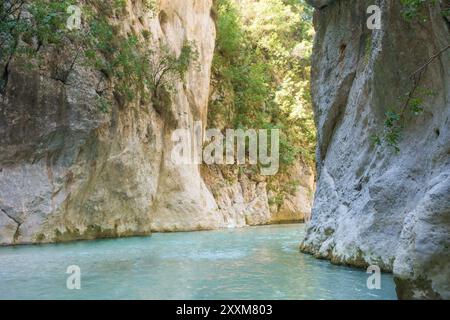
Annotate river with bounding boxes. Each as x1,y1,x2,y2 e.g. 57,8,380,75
0,224,397,300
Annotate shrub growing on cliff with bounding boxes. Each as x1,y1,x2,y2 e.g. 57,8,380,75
373,1,448,153
84,7,198,110
0,0,198,112
400,0,440,21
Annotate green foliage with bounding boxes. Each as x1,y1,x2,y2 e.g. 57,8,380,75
215,0,242,58
268,193,285,208
85,0,196,106
373,1,446,153
86,15,198,108
96,96,111,113
156,41,200,91
284,179,301,195
1,1,22,91
382,110,402,153
364,36,372,64
210,0,316,169
27,0,76,45
400,0,427,21
1,0,196,111
373,86,435,153
143,0,157,13
1,1,30,62
400,0,439,22
442,8,450,19
1,0,80,90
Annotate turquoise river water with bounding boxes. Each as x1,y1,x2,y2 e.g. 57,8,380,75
0,224,397,300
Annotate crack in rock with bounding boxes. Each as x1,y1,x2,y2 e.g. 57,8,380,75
0,207,22,243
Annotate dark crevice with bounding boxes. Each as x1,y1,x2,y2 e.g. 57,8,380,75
444,14,450,30
441,1,450,29
0,49,14,95
0,63,9,94
339,43,347,62
319,70,356,164
435,128,440,137
0,207,22,243
1,1,25,95
57,49,81,85
13,223,21,243
0,207,19,224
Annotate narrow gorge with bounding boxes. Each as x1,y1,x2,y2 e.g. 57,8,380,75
0,0,449,300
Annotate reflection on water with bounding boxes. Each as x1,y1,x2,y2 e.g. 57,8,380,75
0,224,397,300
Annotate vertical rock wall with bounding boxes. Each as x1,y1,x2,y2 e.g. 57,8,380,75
302,0,449,299
0,0,222,243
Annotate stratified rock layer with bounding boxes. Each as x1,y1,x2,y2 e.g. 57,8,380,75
301,0,449,299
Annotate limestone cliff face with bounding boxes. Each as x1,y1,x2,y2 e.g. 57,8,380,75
302,0,450,299
0,0,221,243
0,0,313,244
144,0,224,232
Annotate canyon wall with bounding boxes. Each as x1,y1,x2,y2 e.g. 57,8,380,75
302,0,449,299
0,0,221,243
0,0,313,245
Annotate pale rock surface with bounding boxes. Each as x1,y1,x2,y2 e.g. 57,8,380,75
147,0,225,231
270,163,315,223
202,164,315,227
0,0,222,243
301,0,450,299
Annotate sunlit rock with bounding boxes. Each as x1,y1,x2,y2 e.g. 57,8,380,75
301,0,450,299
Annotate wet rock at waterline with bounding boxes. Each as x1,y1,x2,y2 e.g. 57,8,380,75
300,0,450,299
